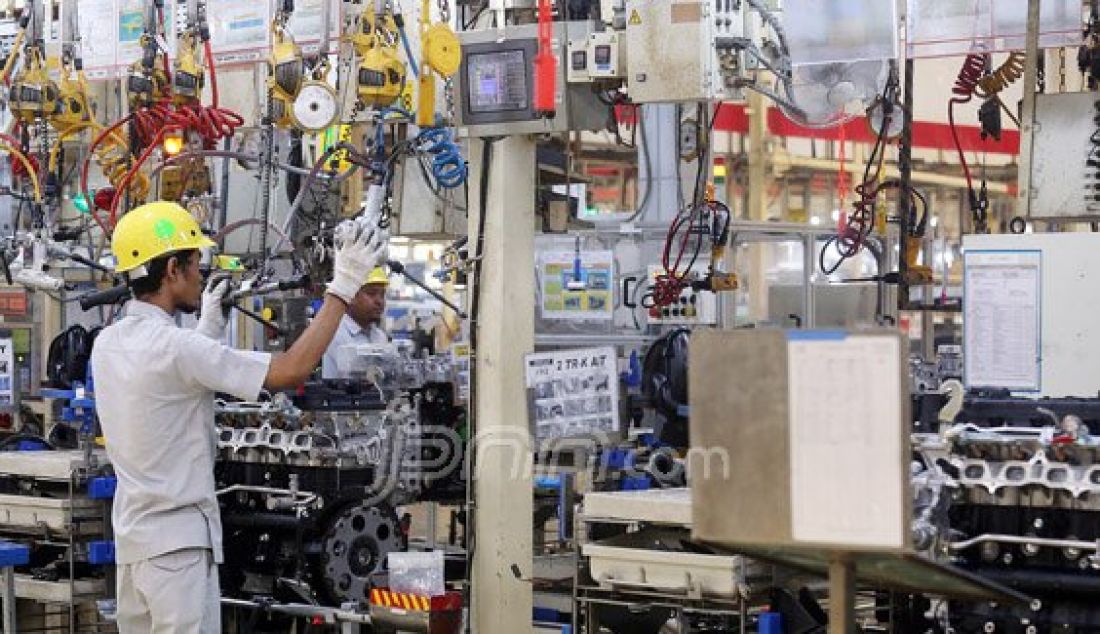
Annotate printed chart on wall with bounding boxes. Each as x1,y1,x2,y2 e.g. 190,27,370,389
539,250,614,321
525,347,619,442
964,250,1042,392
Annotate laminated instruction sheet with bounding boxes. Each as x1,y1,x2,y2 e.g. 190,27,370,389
963,250,1041,392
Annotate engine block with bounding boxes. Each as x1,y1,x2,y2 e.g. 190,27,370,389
212,352,468,608
917,421,1100,633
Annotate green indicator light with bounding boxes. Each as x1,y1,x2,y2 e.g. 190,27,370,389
73,193,92,214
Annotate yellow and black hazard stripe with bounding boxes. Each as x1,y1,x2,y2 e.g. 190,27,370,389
370,589,431,611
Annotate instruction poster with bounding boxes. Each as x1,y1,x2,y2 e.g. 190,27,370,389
75,0,340,76
526,347,620,441
115,0,177,68
207,0,269,62
289,0,342,53
539,250,614,321
77,0,120,78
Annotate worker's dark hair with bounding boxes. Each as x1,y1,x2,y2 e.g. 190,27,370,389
127,250,198,298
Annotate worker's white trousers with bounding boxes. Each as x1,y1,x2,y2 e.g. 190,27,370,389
116,548,221,633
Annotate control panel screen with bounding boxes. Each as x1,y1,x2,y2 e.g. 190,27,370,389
571,50,587,70
594,45,611,65
466,49,529,114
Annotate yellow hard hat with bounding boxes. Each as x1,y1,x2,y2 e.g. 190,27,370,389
366,266,390,286
112,201,215,274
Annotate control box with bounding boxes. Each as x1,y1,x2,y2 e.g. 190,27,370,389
567,37,591,84
568,31,627,83
625,0,745,103
645,266,718,325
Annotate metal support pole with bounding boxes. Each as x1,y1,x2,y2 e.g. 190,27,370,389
747,91,769,323
827,556,856,634
468,136,535,634
638,105,680,224
898,59,914,310
1017,0,1043,219
2,566,16,634
427,502,438,550
802,233,815,328
218,136,232,231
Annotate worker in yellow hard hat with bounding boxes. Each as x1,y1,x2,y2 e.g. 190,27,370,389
91,201,388,632
322,265,391,379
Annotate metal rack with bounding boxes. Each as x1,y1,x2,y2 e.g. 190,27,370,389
0,449,114,632
571,489,759,634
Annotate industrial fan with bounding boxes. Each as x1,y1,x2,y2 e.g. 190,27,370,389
776,59,890,129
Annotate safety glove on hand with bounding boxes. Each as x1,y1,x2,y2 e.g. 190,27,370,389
196,273,233,339
327,218,389,305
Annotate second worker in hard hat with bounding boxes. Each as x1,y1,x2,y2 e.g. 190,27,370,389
321,265,391,379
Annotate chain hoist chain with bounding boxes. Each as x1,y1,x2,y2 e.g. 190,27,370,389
1058,46,1067,93
444,76,455,123
37,115,48,226
258,88,276,269
1037,50,1046,94
438,0,454,121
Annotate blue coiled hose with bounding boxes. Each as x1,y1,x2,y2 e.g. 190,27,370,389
371,108,467,189
416,126,467,189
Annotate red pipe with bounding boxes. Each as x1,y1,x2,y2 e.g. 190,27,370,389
203,39,219,108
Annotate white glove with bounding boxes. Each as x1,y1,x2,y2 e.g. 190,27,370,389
327,218,389,305
196,273,232,339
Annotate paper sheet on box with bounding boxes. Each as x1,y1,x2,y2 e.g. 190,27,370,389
787,334,904,548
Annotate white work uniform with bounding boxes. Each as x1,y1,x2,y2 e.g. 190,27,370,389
91,300,272,634
321,314,389,379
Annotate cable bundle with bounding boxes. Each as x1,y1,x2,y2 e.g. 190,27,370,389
650,200,730,308
131,101,242,148
369,108,468,195
819,75,898,275
50,104,151,234
948,54,985,198
947,51,1025,230
0,131,43,205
